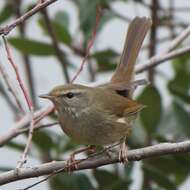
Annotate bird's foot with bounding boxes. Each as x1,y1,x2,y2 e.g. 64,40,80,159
66,153,80,173
118,141,128,163
66,145,96,172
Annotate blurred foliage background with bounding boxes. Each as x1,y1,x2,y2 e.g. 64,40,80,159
0,0,190,189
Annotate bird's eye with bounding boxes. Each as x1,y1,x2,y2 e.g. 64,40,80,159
66,92,74,99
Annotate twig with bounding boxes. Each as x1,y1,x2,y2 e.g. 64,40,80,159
0,141,189,186
16,109,34,168
167,23,190,51
2,36,33,110
0,0,58,35
2,36,34,168
41,8,70,83
103,4,131,22
13,0,37,107
0,61,24,113
0,81,19,114
71,6,102,83
18,122,58,133
135,21,190,75
136,44,190,73
147,0,158,83
0,105,54,147
146,21,190,67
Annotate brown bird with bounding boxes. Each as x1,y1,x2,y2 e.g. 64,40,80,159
40,17,152,165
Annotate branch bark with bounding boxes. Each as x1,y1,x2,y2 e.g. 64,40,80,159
0,0,58,35
0,105,54,147
136,44,190,73
0,141,189,185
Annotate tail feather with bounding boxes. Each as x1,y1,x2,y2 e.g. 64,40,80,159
111,17,152,84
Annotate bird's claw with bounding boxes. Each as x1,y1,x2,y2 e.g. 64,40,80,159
119,141,128,163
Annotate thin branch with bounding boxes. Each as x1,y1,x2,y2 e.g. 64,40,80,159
13,0,37,107
0,141,189,185
0,105,54,147
2,36,35,168
2,36,33,110
136,44,190,73
103,4,131,22
16,109,34,168
167,24,190,51
0,81,19,114
136,21,190,75
0,0,58,35
71,6,102,83
0,61,24,113
148,0,159,83
18,122,58,133
41,8,70,83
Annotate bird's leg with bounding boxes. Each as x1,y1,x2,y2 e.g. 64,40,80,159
66,145,96,172
118,137,128,163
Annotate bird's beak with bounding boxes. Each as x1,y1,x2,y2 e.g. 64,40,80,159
39,94,54,100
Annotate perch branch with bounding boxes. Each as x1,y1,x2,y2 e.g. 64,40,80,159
0,141,189,185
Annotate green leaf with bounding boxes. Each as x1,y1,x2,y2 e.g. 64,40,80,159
94,169,130,190
5,141,25,152
55,11,70,29
51,173,95,190
74,0,114,45
9,37,55,56
168,71,190,104
0,166,13,171
172,53,190,74
92,49,119,71
147,155,190,185
32,131,54,151
38,17,72,45
157,103,189,138
173,101,190,137
138,86,162,135
143,163,176,190
170,53,190,103
128,121,147,147
94,169,119,189
0,4,13,24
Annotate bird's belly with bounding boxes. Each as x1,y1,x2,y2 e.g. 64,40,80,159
59,114,131,145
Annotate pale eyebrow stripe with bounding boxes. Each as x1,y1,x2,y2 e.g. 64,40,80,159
58,91,82,97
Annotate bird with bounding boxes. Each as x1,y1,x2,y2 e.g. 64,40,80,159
40,17,152,166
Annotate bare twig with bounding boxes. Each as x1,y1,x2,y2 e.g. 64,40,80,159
0,105,54,147
136,21,190,75
71,7,102,83
167,23,190,51
2,36,34,167
13,0,37,107
41,8,70,83
0,141,189,186
136,44,190,73
18,122,58,133
16,109,34,168
103,4,131,22
0,0,58,35
147,0,158,83
0,61,24,113
3,36,33,110
0,81,19,114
